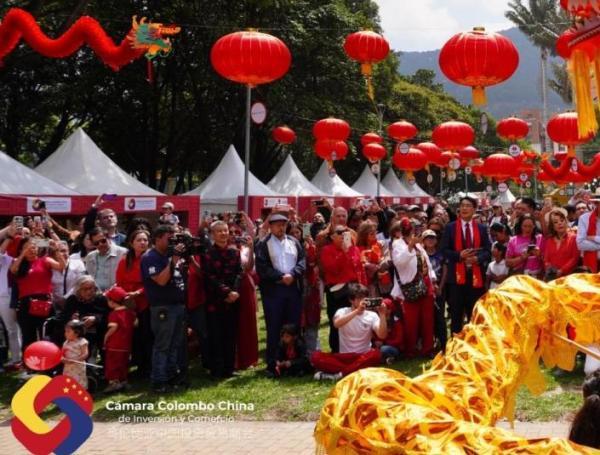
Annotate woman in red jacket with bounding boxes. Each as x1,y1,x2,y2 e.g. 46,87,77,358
115,229,151,377
320,225,366,353
543,208,580,280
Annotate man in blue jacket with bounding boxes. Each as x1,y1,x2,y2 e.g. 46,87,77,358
441,196,491,336
255,214,306,377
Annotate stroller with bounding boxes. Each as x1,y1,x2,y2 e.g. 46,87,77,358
42,316,102,393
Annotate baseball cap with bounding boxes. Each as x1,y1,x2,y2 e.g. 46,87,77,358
104,286,128,303
162,202,174,210
422,229,437,238
269,213,289,223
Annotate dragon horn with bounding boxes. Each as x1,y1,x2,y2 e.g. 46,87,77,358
140,17,147,25
132,15,137,27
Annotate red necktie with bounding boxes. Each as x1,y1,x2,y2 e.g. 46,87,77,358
465,222,473,248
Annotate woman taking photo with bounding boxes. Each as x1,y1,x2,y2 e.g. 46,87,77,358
116,229,151,376
391,218,436,359
506,214,544,279
10,237,65,349
543,208,579,280
355,221,391,297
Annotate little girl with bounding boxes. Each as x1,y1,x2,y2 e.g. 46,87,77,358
62,320,89,388
104,286,137,393
486,242,509,290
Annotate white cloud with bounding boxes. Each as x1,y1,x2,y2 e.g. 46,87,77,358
374,0,513,52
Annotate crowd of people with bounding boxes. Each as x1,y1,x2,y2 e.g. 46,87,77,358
1,190,600,394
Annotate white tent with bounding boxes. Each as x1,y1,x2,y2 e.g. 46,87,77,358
400,176,433,200
311,161,363,197
382,170,433,203
0,150,79,195
492,188,516,209
185,144,277,213
35,128,161,196
268,154,324,196
351,165,394,196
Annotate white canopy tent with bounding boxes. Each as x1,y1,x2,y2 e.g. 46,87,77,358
492,188,516,209
0,150,79,195
311,161,363,197
35,128,162,195
382,170,434,203
268,154,324,196
351,165,394,196
185,144,278,213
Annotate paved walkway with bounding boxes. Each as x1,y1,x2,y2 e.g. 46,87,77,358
0,419,570,454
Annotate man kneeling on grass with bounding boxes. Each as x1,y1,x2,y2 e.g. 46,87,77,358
311,283,387,381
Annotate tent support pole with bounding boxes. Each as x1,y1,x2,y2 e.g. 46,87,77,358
376,162,381,198
244,85,251,213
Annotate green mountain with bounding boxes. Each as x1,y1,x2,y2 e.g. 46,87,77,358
398,27,569,118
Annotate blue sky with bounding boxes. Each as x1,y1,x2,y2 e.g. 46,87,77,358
374,0,513,52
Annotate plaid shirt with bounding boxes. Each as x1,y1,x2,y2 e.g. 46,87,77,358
202,244,242,312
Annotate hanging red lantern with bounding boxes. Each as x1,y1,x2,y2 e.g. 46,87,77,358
343,30,389,99
432,121,475,151
392,147,427,179
459,146,480,160
496,117,529,141
272,126,296,145
547,112,594,156
361,132,383,146
387,121,418,143
362,143,386,163
314,139,349,161
439,151,458,168
211,31,291,87
439,27,519,105
313,118,351,141
482,154,517,181
559,0,596,18
416,142,442,166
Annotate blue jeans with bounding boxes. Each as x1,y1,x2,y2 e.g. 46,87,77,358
150,305,185,385
380,345,400,362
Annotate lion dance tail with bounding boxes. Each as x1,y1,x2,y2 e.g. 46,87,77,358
314,274,600,454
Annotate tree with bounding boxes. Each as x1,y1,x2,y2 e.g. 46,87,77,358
406,69,443,93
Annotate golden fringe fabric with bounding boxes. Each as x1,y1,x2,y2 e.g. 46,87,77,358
314,274,600,454
568,50,599,137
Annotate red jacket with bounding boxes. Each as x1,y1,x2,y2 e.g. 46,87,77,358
320,244,366,286
115,256,148,313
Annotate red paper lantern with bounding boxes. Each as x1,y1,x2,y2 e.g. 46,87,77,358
482,154,517,181
313,118,351,141
211,31,291,87
361,132,383,146
314,140,348,161
392,147,427,178
439,27,519,105
547,112,594,155
496,117,529,141
272,126,296,145
559,0,596,18
438,151,456,168
24,340,63,371
432,121,475,151
362,143,386,162
459,146,480,160
416,142,442,166
387,121,418,143
343,30,390,76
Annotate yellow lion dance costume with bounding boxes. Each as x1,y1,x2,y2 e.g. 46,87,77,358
314,274,600,454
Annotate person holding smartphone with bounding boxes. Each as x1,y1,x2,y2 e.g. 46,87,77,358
505,214,544,279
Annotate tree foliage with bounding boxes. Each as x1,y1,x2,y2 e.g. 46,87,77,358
0,0,495,193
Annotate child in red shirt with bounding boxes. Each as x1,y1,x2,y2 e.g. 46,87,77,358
103,286,137,393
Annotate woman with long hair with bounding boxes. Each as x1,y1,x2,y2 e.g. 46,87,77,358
355,221,391,297
116,229,151,376
569,370,600,449
10,237,65,349
543,208,580,281
391,218,436,359
505,214,544,279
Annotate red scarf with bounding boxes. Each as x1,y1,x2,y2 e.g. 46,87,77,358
584,210,599,273
455,220,483,288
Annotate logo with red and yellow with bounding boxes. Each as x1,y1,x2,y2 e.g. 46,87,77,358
11,375,93,455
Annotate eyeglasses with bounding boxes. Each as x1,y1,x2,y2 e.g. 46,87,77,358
334,230,348,235
92,238,108,246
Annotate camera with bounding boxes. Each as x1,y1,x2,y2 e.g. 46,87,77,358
312,199,325,207
32,199,46,211
364,297,383,310
234,236,247,245
167,233,210,257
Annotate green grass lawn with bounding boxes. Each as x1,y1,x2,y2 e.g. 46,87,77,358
0,306,586,423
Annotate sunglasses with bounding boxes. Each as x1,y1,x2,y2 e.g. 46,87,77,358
92,238,108,246
334,230,348,235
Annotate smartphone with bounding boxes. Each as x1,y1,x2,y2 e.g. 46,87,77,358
360,198,373,207
102,193,118,201
32,199,46,211
13,216,24,229
342,231,352,250
302,223,311,238
33,238,49,248
527,244,537,254
234,236,247,245
312,200,325,207
364,297,383,310
33,216,41,224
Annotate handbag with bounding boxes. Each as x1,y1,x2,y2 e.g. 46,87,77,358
28,299,52,318
396,253,428,303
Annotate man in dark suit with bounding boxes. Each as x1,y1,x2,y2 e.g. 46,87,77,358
441,196,491,335
255,214,306,377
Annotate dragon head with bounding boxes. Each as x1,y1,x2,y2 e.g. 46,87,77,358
128,15,181,59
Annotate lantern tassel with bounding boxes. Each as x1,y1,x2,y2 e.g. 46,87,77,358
360,63,375,101
593,52,600,109
327,159,334,170
570,50,597,137
471,86,487,106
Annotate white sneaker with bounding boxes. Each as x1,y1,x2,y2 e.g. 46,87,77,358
314,371,342,381
314,371,324,380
